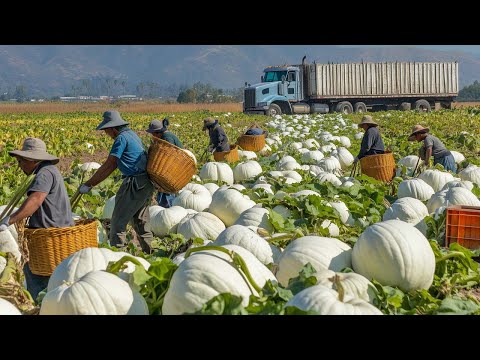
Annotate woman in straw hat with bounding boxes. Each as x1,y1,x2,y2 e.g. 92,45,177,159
0,137,74,299
202,117,230,153
408,124,457,172
354,115,385,163
146,118,183,207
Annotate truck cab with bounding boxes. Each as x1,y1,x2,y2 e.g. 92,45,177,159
243,65,302,116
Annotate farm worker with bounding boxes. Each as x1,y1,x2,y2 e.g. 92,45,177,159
203,117,230,153
245,123,268,137
146,118,183,208
79,110,154,253
0,137,74,299
408,124,457,173
354,115,385,163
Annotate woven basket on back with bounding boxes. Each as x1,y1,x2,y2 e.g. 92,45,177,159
213,144,239,163
147,139,197,193
360,151,396,183
237,134,266,152
24,219,98,276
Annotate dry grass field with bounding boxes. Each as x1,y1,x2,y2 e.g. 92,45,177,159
0,101,477,114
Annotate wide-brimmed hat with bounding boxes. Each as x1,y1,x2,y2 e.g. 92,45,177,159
96,110,129,130
146,118,169,133
9,137,59,164
408,124,430,141
202,117,217,131
359,115,378,127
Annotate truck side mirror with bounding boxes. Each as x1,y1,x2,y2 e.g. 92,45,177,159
281,75,286,83
261,76,264,82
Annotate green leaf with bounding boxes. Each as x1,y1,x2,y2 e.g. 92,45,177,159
435,296,480,315
286,263,318,295
191,293,248,315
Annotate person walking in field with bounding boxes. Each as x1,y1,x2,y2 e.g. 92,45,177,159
79,110,154,253
203,117,230,153
0,137,74,299
354,115,385,163
146,118,183,207
408,124,457,173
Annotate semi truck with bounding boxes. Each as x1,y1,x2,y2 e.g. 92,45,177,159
243,56,459,116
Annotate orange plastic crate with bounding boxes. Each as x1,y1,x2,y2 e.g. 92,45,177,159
445,205,480,249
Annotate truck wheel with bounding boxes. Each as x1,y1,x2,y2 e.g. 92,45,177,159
414,99,431,112
267,104,282,117
335,101,353,114
353,102,367,113
398,102,411,111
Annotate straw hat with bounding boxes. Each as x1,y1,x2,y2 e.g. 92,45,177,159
9,137,59,164
359,115,378,127
202,117,217,131
408,124,430,141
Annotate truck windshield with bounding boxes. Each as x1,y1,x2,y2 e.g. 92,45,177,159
263,71,287,82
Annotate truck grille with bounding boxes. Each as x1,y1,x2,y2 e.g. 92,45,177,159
244,88,256,108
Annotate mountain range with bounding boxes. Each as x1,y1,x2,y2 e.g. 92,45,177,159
1,45,479,98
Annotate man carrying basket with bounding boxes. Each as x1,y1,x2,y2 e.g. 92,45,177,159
354,115,385,163
0,137,74,299
203,117,230,154
79,110,154,253
146,118,184,207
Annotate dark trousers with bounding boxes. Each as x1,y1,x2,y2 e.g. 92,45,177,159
110,173,154,253
23,263,49,301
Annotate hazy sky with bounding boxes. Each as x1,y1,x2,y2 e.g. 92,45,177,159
338,45,480,56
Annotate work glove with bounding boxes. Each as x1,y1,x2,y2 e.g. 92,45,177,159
0,216,10,232
353,156,359,163
79,184,92,194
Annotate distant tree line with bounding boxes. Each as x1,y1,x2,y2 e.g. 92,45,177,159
177,82,243,103
457,80,480,101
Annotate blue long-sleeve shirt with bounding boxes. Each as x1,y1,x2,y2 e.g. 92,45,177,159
358,126,385,159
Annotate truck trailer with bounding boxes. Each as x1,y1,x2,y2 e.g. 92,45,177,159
243,57,459,116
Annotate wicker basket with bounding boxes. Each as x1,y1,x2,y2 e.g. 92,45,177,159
213,144,239,163
360,152,396,183
24,219,98,276
237,134,266,152
147,139,197,193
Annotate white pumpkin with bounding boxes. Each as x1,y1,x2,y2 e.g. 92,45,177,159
290,142,303,150
309,165,325,177
317,156,342,174
213,225,274,265
234,207,274,233
329,201,355,226
0,297,22,315
79,162,101,173
314,269,377,304
276,236,352,287
291,190,321,198
320,220,340,237
338,136,351,148
285,285,382,315
272,205,291,219
47,247,151,292
382,197,429,235
303,138,320,149
202,182,220,195
150,206,197,237
102,195,116,220
233,161,263,182
40,270,149,315
332,147,354,170
162,244,276,315
397,178,435,201
301,151,324,164
352,220,435,291
459,165,480,187
209,188,256,227
277,160,302,171
441,180,474,192
316,173,342,187
237,150,257,160
0,229,21,264
450,150,465,164
251,184,274,196
258,144,272,156
0,206,18,241
418,169,455,192
398,155,421,168
176,212,225,241
427,187,480,214
199,162,234,185
173,183,212,212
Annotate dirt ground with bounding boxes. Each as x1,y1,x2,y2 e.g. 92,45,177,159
56,149,110,175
